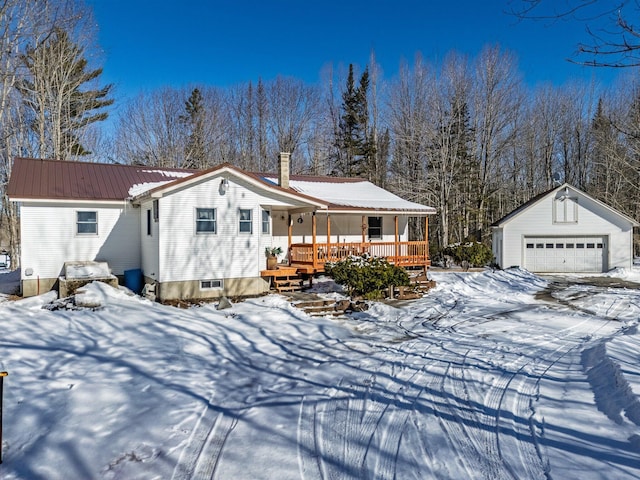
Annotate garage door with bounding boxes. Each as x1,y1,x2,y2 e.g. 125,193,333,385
524,237,607,273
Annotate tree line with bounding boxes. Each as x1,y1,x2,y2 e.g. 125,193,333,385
2,0,640,268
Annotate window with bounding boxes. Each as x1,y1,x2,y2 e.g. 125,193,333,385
262,209,271,234
556,243,564,249
77,211,97,235
200,279,223,290
146,209,152,236
576,243,585,248
368,217,382,240
587,243,595,249
546,243,554,249
152,200,159,222
536,243,544,248
196,208,216,234
597,243,603,249
239,209,252,234
553,197,578,223
526,243,534,248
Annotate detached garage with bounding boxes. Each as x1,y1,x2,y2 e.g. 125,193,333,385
492,183,638,273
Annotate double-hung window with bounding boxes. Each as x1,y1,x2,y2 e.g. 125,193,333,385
239,209,252,234
367,216,382,240
196,208,216,234
77,211,98,235
261,209,271,234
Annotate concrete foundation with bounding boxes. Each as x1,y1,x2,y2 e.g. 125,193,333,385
155,276,270,301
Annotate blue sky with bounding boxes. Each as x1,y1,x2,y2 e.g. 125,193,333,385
88,0,620,100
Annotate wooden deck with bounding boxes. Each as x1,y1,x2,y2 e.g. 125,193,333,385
288,241,430,273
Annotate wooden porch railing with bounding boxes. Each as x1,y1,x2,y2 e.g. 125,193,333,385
289,241,430,271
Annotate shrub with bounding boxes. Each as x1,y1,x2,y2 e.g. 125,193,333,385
442,241,493,268
324,254,409,299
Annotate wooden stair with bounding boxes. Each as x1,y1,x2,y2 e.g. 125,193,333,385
273,276,304,293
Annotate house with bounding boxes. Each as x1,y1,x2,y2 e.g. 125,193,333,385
491,183,638,273
7,154,436,300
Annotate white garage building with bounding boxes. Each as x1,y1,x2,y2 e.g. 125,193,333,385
492,183,638,273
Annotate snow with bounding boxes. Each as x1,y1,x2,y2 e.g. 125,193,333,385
281,177,435,212
65,262,112,280
128,181,175,197
1,267,640,479
128,171,193,197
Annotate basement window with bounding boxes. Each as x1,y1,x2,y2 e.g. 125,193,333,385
200,279,223,290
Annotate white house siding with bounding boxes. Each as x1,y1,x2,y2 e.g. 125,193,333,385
156,176,299,283
20,201,141,281
499,193,634,272
273,213,409,244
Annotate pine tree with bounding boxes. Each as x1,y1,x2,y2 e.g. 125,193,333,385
181,88,207,169
335,64,376,177
19,27,113,159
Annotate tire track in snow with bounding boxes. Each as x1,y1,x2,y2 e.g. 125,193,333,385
489,315,614,480
171,392,238,480
297,345,438,479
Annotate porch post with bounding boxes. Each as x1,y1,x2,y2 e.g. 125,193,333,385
424,216,429,264
288,214,292,265
395,215,399,264
312,212,317,269
326,213,331,262
362,215,366,244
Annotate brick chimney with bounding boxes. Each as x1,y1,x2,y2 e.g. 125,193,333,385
278,152,290,188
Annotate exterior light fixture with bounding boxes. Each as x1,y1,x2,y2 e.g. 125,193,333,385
220,178,229,194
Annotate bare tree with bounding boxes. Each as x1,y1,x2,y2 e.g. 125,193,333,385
267,76,319,173
114,88,187,167
509,0,640,67
470,45,523,239
0,0,95,269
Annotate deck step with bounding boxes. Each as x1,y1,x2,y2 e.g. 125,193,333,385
292,298,368,317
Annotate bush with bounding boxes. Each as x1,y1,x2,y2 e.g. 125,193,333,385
324,254,409,299
442,241,493,268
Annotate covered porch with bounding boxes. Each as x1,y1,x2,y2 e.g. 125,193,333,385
281,211,431,274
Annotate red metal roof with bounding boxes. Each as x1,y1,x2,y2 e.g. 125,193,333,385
7,158,196,201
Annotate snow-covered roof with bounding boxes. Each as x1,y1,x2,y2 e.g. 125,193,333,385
8,158,435,214
259,174,435,214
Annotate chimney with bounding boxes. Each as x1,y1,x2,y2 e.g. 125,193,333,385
278,152,290,188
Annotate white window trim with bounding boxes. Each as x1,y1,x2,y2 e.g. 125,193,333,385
200,279,224,290
261,209,271,235
553,197,578,224
195,207,217,235
367,216,383,240
76,210,98,236
239,208,253,235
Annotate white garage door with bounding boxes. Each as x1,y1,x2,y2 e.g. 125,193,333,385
524,237,607,273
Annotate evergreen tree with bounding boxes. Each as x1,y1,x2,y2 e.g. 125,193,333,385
19,27,113,158
181,88,207,168
335,64,376,177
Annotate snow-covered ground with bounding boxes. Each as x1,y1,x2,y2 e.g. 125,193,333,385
0,267,639,479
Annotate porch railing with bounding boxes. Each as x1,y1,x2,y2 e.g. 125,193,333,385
289,241,430,270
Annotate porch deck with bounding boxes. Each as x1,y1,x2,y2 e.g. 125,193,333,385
288,241,430,273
